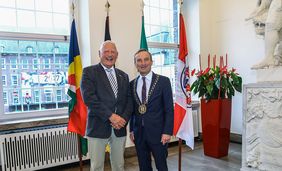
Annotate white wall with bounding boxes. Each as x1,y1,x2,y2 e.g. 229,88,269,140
76,0,264,135
197,0,264,134
77,0,140,80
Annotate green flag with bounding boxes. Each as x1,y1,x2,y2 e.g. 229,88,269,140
140,15,148,50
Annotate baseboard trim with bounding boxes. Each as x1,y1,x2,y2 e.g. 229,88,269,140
123,133,242,159
230,133,242,143
197,132,242,144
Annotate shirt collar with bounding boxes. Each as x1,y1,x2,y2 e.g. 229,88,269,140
139,71,153,82
100,63,115,71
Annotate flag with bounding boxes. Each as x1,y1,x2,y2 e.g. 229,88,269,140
67,19,88,155
173,13,194,149
140,15,148,50
104,15,111,41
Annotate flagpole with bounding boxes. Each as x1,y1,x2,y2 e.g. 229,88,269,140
178,1,184,171
178,139,182,171
105,0,110,16
104,1,112,157
77,134,84,171
175,0,194,170
70,3,83,171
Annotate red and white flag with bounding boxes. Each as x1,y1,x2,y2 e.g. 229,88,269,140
173,13,194,149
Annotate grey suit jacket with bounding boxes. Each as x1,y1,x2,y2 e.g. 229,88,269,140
81,63,132,138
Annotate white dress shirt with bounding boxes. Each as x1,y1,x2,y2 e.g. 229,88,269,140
101,64,117,83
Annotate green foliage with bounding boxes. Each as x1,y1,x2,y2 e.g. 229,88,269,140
191,66,242,100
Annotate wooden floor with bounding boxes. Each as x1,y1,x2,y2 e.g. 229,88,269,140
45,141,241,171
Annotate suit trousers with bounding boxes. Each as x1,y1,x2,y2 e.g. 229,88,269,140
135,126,168,171
88,128,126,171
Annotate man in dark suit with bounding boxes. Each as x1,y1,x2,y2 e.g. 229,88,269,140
130,49,174,171
81,40,132,171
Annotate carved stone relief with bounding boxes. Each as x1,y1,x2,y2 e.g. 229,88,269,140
244,86,282,171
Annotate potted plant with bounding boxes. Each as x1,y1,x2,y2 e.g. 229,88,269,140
191,55,242,158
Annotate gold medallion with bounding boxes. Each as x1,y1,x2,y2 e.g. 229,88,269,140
138,104,147,114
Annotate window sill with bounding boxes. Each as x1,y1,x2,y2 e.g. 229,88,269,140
0,109,69,131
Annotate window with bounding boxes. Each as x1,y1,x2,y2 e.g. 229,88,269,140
26,46,33,53
22,59,29,69
2,75,6,86
44,89,52,103
34,90,40,104
10,58,18,69
1,58,5,69
144,0,178,44
0,0,70,34
33,58,39,69
1,40,69,114
0,0,70,120
44,58,51,69
3,91,7,105
12,90,20,105
56,89,62,102
11,74,18,86
144,0,178,94
54,58,60,69
54,46,59,54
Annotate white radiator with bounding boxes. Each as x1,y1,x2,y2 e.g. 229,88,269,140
192,110,199,137
0,126,87,171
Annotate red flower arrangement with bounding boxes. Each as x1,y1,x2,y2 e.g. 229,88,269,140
190,54,242,100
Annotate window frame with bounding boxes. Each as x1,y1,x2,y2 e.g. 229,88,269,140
1,58,5,69
56,89,63,102
43,58,51,69
3,91,7,105
12,90,20,105
22,58,29,69
33,58,39,69
0,31,69,123
44,88,53,103
10,58,18,69
144,0,179,99
2,75,6,86
34,89,40,103
10,74,18,86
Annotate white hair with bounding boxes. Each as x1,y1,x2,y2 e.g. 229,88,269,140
99,40,117,52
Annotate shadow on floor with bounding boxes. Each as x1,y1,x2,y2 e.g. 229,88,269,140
41,141,241,171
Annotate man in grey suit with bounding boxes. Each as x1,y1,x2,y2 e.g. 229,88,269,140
81,41,132,171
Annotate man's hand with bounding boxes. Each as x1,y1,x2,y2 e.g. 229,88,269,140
109,113,126,129
161,134,171,145
129,132,135,143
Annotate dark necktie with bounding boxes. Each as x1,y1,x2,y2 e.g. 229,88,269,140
142,76,146,103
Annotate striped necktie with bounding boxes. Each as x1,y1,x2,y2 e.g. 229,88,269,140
106,68,118,98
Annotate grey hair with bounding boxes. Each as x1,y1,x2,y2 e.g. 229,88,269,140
99,40,117,52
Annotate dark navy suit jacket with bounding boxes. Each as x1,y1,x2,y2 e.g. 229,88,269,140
81,63,132,138
130,73,174,144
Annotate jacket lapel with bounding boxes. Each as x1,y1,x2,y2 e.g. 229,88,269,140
134,76,141,103
147,72,158,103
